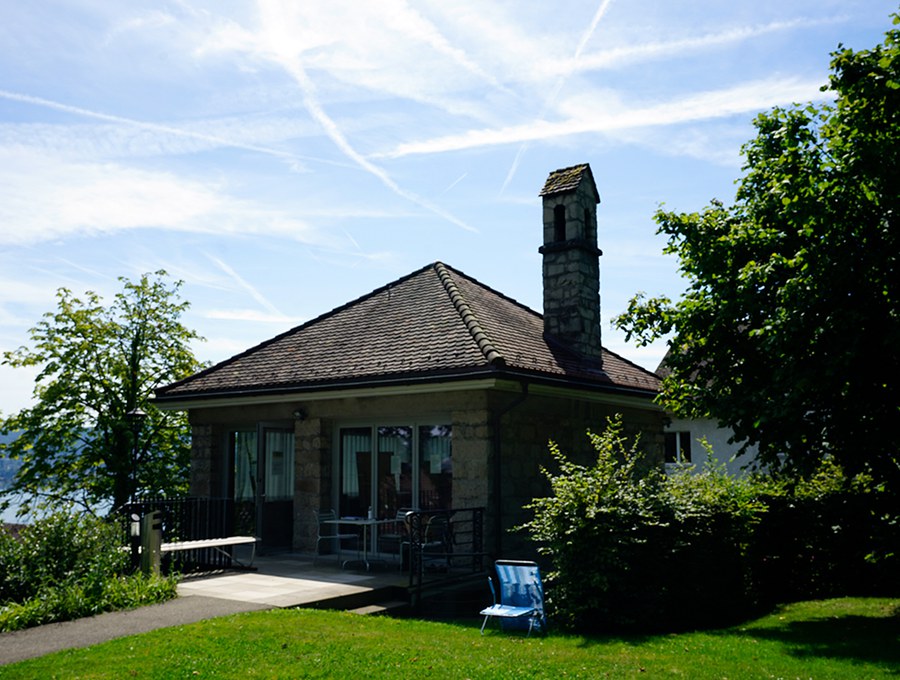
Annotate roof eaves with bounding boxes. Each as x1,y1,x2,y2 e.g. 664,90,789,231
154,363,506,403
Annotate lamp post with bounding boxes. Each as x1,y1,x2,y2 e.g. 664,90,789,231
125,407,147,504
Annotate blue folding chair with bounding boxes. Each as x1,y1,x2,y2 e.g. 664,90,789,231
479,560,546,636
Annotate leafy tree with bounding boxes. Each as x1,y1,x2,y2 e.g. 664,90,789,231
0,271,204,515
615,15,900,487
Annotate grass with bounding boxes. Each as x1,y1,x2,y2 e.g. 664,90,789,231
2,597,898,679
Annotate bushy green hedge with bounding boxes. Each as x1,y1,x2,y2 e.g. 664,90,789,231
520,417,899,633
750,461,899,603
0,510,178,632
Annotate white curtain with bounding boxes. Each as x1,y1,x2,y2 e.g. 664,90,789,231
264,430,295,501
233,431,257,501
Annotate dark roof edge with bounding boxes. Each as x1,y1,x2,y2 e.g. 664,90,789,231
153,363,659,405
434,262,506,367
602,344,663,382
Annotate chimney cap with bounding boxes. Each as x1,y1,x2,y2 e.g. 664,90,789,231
539,163,600,203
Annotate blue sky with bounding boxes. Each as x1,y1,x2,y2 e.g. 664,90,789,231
0,1,896,416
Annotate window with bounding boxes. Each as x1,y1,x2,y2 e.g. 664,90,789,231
338,423,452,519
665,431,692,465
553,204,566,241
228,428,294,500
263,429,295,501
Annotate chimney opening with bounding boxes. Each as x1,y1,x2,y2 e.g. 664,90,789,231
553,204,566,241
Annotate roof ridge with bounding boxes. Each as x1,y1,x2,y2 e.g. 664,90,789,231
434,262,506,368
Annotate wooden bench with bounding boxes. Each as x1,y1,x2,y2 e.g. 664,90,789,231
160,536,259,569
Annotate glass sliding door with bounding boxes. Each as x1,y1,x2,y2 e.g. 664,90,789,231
229,427,294,549
377,426,412,519
231,430,258,536
260,427,294,548
337,423,452,519
419,425,452,510
339,427,371,518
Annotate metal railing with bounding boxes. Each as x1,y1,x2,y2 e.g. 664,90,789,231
405,507,487,602
118,497,237,573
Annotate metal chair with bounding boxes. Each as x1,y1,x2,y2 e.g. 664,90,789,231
313,510,359,566
378,508,412,566
480,560,546,636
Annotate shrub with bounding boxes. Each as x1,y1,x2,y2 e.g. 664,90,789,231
520,420,900,633
0,574,178,632
520,417,661,631
0,509,178,632
521,416,764,631
750,462,900,603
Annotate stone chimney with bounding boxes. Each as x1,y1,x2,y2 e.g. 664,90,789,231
538,163,603,364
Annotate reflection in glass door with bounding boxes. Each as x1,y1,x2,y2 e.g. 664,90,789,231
418,425,452,510
377,426,412,519
232,431,258,536
338,424,451,520
230,427,294,549
260,427,294,548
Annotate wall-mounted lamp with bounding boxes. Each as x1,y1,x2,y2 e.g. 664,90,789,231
292,408,307,421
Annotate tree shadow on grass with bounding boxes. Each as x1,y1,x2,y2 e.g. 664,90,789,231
718,605,900,671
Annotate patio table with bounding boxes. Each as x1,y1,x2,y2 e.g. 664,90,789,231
324,517,392,571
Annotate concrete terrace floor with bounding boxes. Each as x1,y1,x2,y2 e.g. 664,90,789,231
177,550,410,608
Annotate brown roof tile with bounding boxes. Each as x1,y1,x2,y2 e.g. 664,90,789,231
156,262,659,400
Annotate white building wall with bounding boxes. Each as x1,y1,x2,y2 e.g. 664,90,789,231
664,416,759,477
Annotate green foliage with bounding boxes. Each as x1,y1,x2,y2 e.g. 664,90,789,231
0,271,205,514
613,12,900,487
0,510,178,632
521,416,765,631
0,574,178,633
750,463,900,603
521,417,661,630
520,419,899,633
0,509,126,604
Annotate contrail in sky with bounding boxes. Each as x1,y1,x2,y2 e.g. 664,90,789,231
0,88,335,169
280,57,476,232
206,253,285,317
500,0,615,193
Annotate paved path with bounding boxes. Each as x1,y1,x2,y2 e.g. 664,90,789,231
0,555,406,666
0,595,268,666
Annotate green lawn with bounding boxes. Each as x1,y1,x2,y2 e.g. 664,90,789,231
3,598,898,679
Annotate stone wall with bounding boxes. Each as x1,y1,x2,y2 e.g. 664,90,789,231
493,393,664,557
292,417,330,549
185,385,662,556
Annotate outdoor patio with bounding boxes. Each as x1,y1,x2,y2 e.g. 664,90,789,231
177,550,410,612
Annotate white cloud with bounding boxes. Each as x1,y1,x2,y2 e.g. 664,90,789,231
0,148,330,247
0,364,38,416
564,16,845,74
205,253,286,318
0,115,321,162
195,0,477,232
102,9,177,46
379,76,829,158
0,89,315,167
